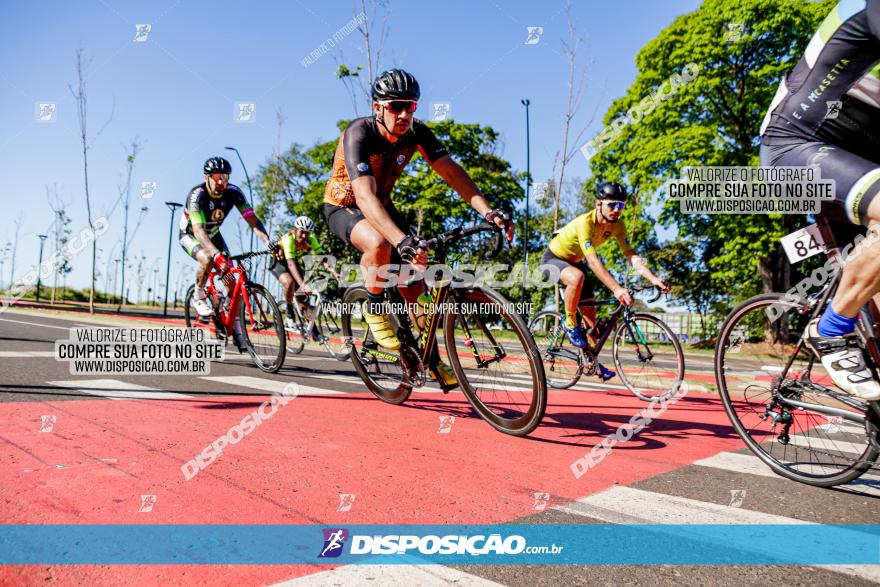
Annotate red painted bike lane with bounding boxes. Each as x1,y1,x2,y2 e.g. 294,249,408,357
0,385,743,586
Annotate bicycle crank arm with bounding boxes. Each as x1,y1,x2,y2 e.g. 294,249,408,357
363,347,401,363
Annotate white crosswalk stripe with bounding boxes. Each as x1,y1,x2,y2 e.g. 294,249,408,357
555,485,880,582
694,451,880,496
199,375,344,395
47,379,193,400
783,434,868,455
272,562,505,586
0,351,55,357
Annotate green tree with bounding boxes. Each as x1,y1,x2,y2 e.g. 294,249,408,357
589,0,834,309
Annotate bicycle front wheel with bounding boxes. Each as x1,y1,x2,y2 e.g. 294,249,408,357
612,313,684,402
239,283,286,373
318,306,350,361
529,310,584,389
715,293,877,487
444,286,547,436
341,287,411,404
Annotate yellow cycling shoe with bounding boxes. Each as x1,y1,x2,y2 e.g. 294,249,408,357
430,360,459,389
364,310,401,350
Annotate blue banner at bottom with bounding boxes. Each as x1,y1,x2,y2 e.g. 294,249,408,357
0,524,878,565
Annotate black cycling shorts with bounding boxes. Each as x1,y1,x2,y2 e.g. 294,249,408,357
540,249,596,300
760,141,880,228
323,203,409,247
179,231,229,261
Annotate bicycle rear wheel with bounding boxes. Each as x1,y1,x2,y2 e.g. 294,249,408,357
341,287,411,404
715,293,877,487
283,307,306,355
529,310,584,389
239,283,286,373
184,285,220,340
612,313,684,402
444,286,547,436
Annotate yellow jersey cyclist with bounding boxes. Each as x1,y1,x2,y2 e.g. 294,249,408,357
322,68,514,387
760,0,880,400
273,215,340,337
541,182,669,380
179,157,277,316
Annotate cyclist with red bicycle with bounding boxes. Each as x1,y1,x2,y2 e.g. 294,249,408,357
179,157,278,346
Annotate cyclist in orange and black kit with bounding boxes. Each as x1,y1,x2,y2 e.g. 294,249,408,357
760,0,880,400
322,68,514,387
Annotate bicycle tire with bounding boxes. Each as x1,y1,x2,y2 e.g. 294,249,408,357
183,284,219,337
284,306,306,356
239,282,286,373
318,308,350,361
715,293,877,487
612,313,684,402
341,286,411,404
444,286,547,436
529,310,584,389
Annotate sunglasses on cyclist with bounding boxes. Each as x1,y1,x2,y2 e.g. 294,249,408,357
208,173,230,183
380,100,418,114
604,201,626,211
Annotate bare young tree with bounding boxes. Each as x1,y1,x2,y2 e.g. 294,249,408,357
545,3,597,310
117,139,141,310
46,183,72,304
69,48,112,313
8,211,22,291
549,2,596,232
335,0,391,116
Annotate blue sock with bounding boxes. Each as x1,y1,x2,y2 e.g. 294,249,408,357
817,303,858,337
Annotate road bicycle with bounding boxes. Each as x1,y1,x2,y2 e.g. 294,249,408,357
340,223,547,436
284,287,350,361
529,285,685,401
714,218,880,487
184,250,286,373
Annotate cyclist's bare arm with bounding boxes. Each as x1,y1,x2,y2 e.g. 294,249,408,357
624,251,668,291
286,258,306,288
431,156,514,240
192,223,221,259
584,251,622,294
243,213,271,246
352,176,408,245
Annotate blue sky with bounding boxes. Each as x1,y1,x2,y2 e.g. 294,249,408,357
1,0,702,298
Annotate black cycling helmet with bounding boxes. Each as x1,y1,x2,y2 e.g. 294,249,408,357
372,69,420,101
203,156,232,175
596,181,627,201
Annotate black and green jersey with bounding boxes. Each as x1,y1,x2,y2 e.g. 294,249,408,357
761,0,880,145
178,183,255,237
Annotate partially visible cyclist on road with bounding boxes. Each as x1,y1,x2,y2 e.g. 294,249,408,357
179,157,275,347
760,0,880,401
541,182,669,381
322,68,514,388
274,215,340,337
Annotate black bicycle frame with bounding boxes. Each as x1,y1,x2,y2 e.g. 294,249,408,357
769,218,877,425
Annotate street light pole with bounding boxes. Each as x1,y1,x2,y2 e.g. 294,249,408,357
520,99,531,308
163,201,182,316
225,146,255,252
36,235,47,302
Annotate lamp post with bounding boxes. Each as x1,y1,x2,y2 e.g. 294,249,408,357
225,146,255,252
163,201,182,316
36,235,48,302
520,99,531,308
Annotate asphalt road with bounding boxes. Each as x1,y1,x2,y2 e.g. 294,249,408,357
0,307,878,586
